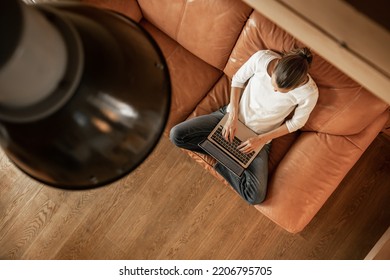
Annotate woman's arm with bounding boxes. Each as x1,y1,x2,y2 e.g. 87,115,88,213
223,86,243,142
238,91,318,154
238,123,290,154
239,81,319,153
223,51,268,142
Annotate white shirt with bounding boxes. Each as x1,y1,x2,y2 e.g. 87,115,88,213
227,50,319,134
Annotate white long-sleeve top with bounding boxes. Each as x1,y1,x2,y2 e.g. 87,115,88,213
227,50,319,134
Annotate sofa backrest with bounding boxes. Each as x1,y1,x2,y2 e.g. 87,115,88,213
224,11,388,136
81,0,143,22
137,0,252,70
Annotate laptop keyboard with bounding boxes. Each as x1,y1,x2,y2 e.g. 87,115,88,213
211,126,255,165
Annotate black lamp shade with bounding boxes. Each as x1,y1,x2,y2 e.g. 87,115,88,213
0,1,171,189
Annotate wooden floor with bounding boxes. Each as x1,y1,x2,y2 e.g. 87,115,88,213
0,133,389,260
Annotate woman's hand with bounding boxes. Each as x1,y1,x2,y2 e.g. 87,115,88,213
238,135,268,154
222,115,238,142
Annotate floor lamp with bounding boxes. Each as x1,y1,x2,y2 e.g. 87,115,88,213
0,0,171,189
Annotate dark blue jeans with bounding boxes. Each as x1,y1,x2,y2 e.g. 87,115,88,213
169,107,270,205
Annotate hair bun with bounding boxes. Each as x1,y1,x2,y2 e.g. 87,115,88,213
299,47,313,65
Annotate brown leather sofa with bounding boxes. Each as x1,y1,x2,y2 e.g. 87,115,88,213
81,0,389,233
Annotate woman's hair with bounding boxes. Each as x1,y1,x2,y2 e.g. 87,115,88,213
273,47,313,89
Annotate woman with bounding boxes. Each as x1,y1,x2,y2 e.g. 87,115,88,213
170,47,319,205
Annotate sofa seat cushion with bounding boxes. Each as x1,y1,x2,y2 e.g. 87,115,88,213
188,75,231,118
141,21,223,132
137,0,253,70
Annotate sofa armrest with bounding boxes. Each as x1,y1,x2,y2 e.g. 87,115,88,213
256,110,389,233
80,0,143,22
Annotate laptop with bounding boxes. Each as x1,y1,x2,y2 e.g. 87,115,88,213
199,114,263,177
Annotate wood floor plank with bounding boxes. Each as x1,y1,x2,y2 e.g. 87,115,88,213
156,181,232,260
52,137,181,259
118,157,215,259
227,217,288,259
90,237,125,260
0,177,42,243
0,189,55,259
21,189,98,259
0,149,20,187
0,150,43,235
189,199,260,260
52,179,136,259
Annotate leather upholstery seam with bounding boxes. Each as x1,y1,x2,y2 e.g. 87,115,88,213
343,135,363,151
175,0,188,40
